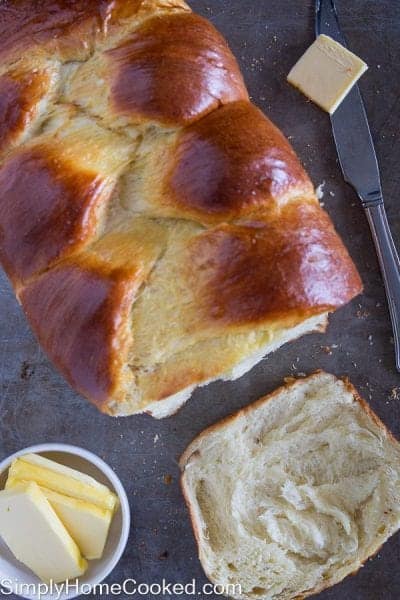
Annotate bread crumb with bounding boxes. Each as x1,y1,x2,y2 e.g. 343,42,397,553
20,361,34,380
316,181,325,200
163,474,173,485
321,345,333,355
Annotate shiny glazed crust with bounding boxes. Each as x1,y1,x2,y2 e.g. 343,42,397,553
0,1,362,416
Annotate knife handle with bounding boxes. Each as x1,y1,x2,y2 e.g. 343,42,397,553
364,202,400,372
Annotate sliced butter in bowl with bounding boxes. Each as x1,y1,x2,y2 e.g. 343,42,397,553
0,482,87,583
6,453,118,512
0,444,130,600
38,489,113,561
0,446,131,599
287,34,368,114
5,453,118,562
3,484,114,562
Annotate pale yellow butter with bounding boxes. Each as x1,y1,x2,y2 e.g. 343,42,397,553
287,34,368,114
40,489,113,560
6,454,118,512
0,482,87,583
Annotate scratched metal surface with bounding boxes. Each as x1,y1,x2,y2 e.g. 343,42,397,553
0,1,399,599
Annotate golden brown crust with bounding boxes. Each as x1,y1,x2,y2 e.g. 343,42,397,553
0,2,362,415
0,0,154,63
108,13,248,126
167,101,313,221
188,203,362,327
139,318,328,407
0,68,53,155
0,146,109,286
19,219,165,409
0,0,102,62
20,256,138,409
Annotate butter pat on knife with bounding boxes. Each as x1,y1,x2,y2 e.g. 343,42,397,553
0,482,87,583
287,34,368,114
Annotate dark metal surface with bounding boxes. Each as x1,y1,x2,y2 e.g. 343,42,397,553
316,0,400,372
331,92,382,204
0,1,399,599
315,0,346,44
316,0,382,199
365,204,400,372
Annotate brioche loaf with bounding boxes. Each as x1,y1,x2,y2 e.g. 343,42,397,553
0,1,362,416
180,372,400,600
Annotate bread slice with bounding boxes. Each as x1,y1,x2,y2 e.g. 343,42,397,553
180,372,400,600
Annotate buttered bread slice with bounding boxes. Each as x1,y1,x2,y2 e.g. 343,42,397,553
180,372,400,600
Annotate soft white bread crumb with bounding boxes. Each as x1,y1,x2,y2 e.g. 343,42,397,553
180,372,400,600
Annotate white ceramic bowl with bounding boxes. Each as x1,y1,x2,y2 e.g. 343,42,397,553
0,443,131,600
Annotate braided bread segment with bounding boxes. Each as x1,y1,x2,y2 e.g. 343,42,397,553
0,1,362,416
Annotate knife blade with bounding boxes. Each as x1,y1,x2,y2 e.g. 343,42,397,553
315,0,382,203
316,0,400,372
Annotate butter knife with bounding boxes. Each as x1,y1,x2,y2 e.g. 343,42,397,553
316,0,400,372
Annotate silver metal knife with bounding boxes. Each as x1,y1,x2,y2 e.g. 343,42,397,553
316,0,400,372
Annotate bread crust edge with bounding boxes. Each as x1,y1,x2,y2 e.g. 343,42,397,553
179,371,400,600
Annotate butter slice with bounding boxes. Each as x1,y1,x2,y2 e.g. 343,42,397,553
40,489,113,560
6,454,118,512
287,34,368,114
0,482,87,583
